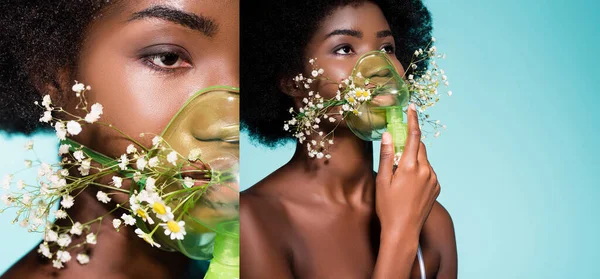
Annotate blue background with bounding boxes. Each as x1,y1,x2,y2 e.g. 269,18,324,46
239,0,600,278
1,0,599,277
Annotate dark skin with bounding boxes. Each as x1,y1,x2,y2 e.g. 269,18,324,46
241,3,457,279
1,0,238,278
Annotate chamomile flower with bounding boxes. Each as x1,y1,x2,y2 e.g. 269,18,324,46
160,220,186,240
135,228,161,248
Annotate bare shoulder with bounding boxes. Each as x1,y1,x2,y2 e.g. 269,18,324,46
421,201,458,278
240,181,295,278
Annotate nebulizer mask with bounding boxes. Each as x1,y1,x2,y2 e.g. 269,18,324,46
345,51,410,158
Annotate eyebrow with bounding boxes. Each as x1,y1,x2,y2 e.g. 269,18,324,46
129,6,218,37
377,30,393,38
325,29,362,39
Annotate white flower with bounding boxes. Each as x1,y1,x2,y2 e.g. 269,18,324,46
56,250,71,263
112,219,122,229
16,180,25,190
84,103,103,123
24,160,32,168
96,191,111,204
1,194,11,206
86,233,97,245
160,220,186,240
188,148,202,161
2,174,12,189
148,157,159,168
78,159,91,176
112,176,123,188
70,222,83,236
55,122,67,140
72,82,85,93
42,94,52,110
145,177,157,192
52,259,64,269
167,151,178,166
150,199,173,222
66,121,82,136
118,154,128,170
311,70,318,77
126,144,137,154
58,144,71,155
121,214,136,226
44,230,58,242
55,210,67,219
135,228,161,248
24,140,34,150
134,207,154,225
39,111,52,123
183,177,194,188
76,253,90,265
57,234,72,247
447,91,453,96
37,243,52,258
136,157,147,171
73,150,85,161
61,195,74,209
152,136,161,146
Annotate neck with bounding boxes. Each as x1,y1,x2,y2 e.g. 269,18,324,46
288,128,375,204
49,188,198,278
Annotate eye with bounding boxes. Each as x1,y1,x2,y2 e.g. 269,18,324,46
334,44,354,55
380,44,395,54
144,52,192,70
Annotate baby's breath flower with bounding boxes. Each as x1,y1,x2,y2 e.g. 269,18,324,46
66,121,82,136
55,210,67,219
86,233,97,245
37,243,52,258
57,234,72,247
60,195,74,209
39,111,52,123
72,82,85,93
136,157,147,171
70,222,83,235
96,191,111,204
112,219,122,229
76,253,90,265
121,214,135,226
167,151,178,166
126,144,137,154
58,144,71,156
112,176,123,188
84,103,103,123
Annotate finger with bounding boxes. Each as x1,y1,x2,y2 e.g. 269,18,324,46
417,142,429,165
400,103,421,165
377,132,394,185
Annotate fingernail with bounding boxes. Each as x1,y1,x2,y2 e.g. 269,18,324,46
409,103,416,111
382,132,391,144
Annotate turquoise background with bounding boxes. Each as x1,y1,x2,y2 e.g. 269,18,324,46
0,0,599,277
240,0,600,278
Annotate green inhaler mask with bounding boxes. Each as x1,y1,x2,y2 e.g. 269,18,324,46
345,51,410,155
158,86,240,278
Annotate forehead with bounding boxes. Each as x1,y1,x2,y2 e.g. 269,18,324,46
315,2,391,38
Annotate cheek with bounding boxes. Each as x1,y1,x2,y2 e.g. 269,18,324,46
75,54,193,156
309,57,356,98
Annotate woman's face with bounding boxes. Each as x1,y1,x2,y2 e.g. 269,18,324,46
301,2,404,126
71,0,239,158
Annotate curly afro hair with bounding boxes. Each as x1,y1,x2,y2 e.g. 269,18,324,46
0,1,115,134
241,0,433,147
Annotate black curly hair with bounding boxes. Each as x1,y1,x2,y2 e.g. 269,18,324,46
0,1,117,134
241,0,433,147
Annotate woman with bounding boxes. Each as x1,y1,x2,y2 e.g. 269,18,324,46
0,0,238,278
241,1,457,278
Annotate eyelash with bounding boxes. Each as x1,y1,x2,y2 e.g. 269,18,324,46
141,51,193,73
333,44,396,56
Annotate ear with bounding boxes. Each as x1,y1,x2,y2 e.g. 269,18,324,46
278,75,305,98
32,67,74,106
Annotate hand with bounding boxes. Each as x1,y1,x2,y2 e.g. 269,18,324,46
375,103,440,234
